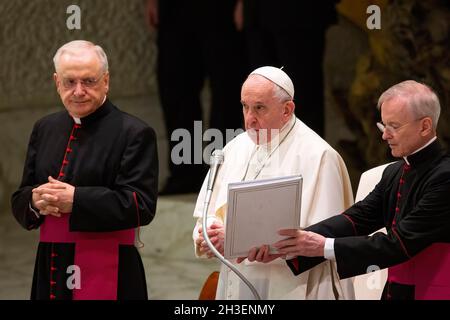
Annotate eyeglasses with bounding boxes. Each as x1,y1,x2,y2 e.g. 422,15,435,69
60,73,106,89
376,118,423,134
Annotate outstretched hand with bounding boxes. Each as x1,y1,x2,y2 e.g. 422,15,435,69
272,228,326,257
236,228,326,263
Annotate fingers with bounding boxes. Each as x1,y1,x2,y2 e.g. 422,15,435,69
39,205,61,217
278,228,300,237
247,247,259,262
198,237,224,257
32,186,66,195
32,189,61,206
198,223,223,237
209,222,223,229
34,198,61,217
273,229,303,249
200,237,222,250
208,236,219,245
32,177,67,194
256,245,269,261
273,237,297,249
197,234,220,247
236,257,246,264
195,236,204,247
34,199,50,211
40,193,59,202
48,176,63,184
245,246,282,264
273,230,325,257
206,229,221,237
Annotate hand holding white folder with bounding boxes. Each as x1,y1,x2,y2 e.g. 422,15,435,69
224,175,302,259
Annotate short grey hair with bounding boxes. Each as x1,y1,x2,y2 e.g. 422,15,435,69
377,80,441,129
53,40,109,73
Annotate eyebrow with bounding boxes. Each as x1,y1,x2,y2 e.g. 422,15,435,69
381,120,401,126
241,100,266,106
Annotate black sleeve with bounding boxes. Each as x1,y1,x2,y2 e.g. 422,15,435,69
335,169,450,279
70,126,158,232
11,122,45,230
286,214,359,275
287,174,388,275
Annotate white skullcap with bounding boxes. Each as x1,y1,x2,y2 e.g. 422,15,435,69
250,66,294,99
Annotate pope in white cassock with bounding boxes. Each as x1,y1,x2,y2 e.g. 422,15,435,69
192,66,355,299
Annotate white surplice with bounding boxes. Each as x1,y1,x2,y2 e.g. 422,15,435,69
193,116,355,299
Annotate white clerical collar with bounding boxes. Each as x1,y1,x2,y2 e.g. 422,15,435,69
73,117,81,124
403,136,437,165
258,115,296,151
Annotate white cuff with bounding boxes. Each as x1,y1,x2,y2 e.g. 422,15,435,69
29,202,40,219
324,238,336,260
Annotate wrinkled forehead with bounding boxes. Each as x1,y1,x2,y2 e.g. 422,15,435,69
380,97,412,120
58,49,102,75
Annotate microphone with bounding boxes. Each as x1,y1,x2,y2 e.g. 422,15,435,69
207,150,224,191
201,149,261,300
204,149,224,209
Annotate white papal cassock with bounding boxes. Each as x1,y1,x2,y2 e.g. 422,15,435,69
193,116,355,299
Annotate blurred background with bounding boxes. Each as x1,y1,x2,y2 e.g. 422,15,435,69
0,0,448,299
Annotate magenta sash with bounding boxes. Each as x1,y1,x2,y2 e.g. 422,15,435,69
40,214,135,300
388,243,450,299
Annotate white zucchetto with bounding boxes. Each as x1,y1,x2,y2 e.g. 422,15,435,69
249,66,294,99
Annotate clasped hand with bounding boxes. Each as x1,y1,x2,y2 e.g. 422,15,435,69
196,222,225,258
32,176,75,217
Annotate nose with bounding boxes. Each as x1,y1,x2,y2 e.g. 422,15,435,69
244,109,257,128
73,82,86,96
382,129,391,141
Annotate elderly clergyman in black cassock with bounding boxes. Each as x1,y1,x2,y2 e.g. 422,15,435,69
11,40,158,300
246,80,450,300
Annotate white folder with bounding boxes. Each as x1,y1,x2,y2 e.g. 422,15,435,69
224,175,302,259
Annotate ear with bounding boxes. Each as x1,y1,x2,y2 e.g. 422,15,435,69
53,73,59,90
103,72,110,94
421,117,433,136
283,101,295,120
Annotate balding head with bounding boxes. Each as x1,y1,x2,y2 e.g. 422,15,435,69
53,40,109,74
378,80,440,130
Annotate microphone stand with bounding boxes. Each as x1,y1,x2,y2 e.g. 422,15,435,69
202,156,261,300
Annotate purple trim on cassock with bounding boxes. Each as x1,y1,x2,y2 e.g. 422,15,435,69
40,214,135,300
388,243,450,299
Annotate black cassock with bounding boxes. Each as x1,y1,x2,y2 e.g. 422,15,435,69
11,100,158,300
287,141,450,299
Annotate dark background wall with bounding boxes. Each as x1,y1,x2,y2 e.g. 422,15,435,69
0,0,449,216
0,0,448,301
